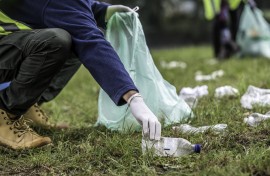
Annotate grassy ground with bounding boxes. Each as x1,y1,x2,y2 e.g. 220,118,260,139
1,46,270,175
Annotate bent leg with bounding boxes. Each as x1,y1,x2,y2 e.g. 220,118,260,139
0,28,72,115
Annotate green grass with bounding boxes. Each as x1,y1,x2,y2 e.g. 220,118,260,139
1,46,270,175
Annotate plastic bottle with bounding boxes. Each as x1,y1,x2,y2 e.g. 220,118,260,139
244,112,270,127
172,124,227,134
142,137,201,157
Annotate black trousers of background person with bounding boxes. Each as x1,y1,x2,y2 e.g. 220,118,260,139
212,2,244,57
0,28,72,115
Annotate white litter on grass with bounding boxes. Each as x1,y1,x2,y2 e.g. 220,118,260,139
215,86,239,98
172,124,227,134
241,85,270,109
179,85,209,108
142,137,201,157
160,60,187,69
179,85,209,98
195,70,225,82
244,112,270,127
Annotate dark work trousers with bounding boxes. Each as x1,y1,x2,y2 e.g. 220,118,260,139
212,2,244,57
38,54,81,105
229,2,245,41
0,28,72,115
213,14,228,57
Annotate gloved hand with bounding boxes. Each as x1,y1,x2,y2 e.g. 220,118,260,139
128,93,161,140
105,5,134,22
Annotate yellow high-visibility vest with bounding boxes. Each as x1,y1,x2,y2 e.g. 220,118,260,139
0,10,31,36
203,0,221,20
228,0,242,10
203,0,242,20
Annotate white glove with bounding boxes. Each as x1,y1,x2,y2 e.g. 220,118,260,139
128,93,161,140
105,5,134,22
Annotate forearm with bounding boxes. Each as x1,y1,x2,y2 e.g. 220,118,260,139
91,1,110,29
123,90,138,102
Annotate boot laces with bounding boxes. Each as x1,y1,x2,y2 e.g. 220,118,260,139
8,116,34,137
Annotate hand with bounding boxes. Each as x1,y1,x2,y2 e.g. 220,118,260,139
105,5,133,22
128,94,161,140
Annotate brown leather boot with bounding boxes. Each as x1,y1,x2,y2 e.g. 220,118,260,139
0,109,52,150
23,104,68,129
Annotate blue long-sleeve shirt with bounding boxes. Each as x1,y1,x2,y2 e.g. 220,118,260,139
0,0,138,105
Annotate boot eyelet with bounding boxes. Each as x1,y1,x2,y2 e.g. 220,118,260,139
9,127,13,130
18,135,21,138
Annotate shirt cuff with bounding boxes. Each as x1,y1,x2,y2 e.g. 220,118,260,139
112,85,139,106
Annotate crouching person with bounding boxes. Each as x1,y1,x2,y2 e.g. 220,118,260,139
0,0,161,150
0,26,72,149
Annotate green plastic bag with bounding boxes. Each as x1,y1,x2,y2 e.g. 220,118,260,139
237,5,270,58
96,12,193,131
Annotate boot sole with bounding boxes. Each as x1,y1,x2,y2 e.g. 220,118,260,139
0,137,52,150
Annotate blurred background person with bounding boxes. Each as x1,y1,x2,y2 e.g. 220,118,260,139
203,0,246,59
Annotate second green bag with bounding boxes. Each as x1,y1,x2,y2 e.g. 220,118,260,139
237,5,270,58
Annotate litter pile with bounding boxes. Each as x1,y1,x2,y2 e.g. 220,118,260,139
215,86,239,98
195,70,225,82
179,85,209,108
241,85,270,109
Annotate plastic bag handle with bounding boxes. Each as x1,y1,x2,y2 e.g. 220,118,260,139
133,6,139,12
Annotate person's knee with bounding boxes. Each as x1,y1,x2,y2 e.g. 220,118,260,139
42,28,72,63
46,28,71,51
